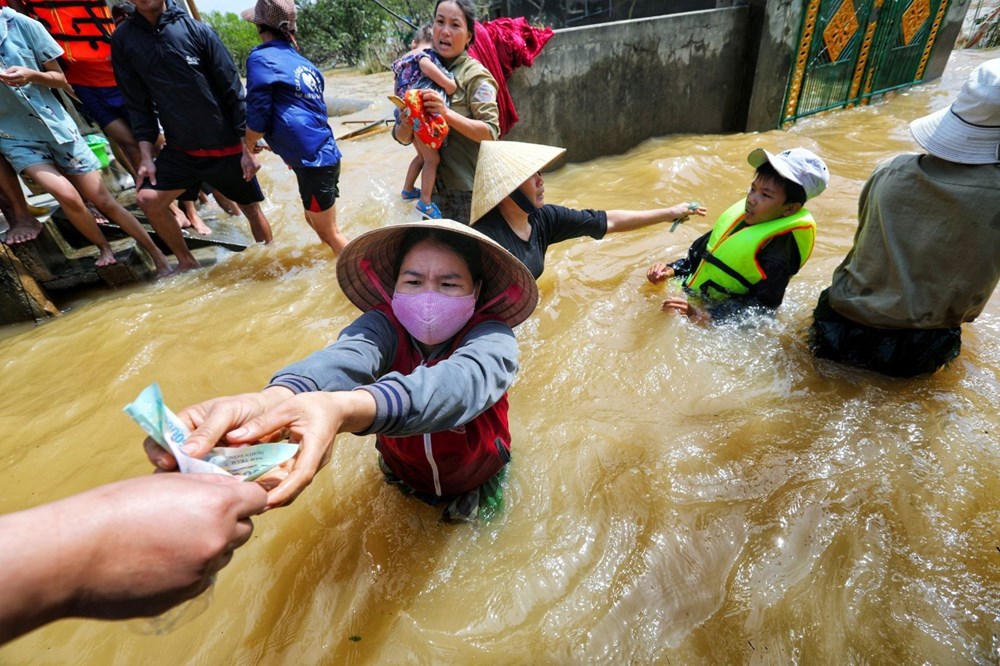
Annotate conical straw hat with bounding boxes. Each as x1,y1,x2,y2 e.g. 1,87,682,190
470,141,566,224
336,219,539,328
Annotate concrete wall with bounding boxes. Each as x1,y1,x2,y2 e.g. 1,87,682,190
923,0,974,81
502,0,969,161
743,0,806,130
504,7,750,162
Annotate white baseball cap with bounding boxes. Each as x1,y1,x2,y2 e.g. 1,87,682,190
909,58,1000,165
747,147,830,200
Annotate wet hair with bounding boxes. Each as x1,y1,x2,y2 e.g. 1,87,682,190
755,161,807,205
394,228,484,285
434,0,476,46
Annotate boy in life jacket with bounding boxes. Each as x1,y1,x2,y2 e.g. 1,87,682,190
646,147,829,324
140,220,538,523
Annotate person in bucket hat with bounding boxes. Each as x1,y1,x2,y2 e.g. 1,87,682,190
647,146,829,324
140,220,538,523
810,58,1000,377
471,140,706,279
240,0,349,254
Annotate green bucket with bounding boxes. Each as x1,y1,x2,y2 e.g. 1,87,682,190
85,134,111,169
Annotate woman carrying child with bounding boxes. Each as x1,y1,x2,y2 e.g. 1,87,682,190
241,0,348,254
392,25,457,220
392,0,500,224
141,219,538,523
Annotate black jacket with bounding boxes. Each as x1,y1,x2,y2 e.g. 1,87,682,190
111,2,246,150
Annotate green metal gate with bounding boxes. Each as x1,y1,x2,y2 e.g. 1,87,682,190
782,0,951,124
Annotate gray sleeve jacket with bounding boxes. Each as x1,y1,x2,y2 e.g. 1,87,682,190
267,310,519,437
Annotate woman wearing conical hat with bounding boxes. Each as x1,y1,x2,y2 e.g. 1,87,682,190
469,141,705,279
141,220,538,523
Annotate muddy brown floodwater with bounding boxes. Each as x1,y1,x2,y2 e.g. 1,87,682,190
1,49,998,664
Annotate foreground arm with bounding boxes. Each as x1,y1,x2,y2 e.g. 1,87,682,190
143,313,395,507
0,59,66,89
606,202,706,234
0,474,266,644
220,319,516,507
112,33,160,145
243,51,271,156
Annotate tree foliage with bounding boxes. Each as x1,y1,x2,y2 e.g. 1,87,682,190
202,0,495,74
202,10,260,75
295,0,438,70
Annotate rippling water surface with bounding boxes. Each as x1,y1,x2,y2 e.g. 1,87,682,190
1,50,998,664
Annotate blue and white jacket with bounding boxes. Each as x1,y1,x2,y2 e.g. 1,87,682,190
245,40,340,168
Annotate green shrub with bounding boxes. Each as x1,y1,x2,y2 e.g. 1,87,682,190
203,10,260,76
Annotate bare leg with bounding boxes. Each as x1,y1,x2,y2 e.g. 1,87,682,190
0,155,42,244
137,186,199,271
208,187,239,216
303,204,348,254
69,170,172,276
171,200,192,229
101,118,141,177
403,147,423,194
237,202,272,244
24,164,115,266
415,139,440,207
179,198,212,235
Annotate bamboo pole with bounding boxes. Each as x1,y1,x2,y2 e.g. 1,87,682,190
185,0,202,22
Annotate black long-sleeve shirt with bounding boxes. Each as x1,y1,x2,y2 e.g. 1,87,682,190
111,3,246,150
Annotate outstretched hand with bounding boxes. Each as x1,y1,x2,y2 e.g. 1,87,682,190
141,387,376,509
224,390,377,508
668,202,708,228
142,388,294,472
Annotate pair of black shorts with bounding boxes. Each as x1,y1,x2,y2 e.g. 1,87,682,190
292,163,340,213
809,289,962,377
142,146,264,206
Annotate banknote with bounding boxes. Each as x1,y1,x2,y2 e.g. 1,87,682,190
124,383,298,481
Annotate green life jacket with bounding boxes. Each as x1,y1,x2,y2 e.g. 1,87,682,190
682,198,815,301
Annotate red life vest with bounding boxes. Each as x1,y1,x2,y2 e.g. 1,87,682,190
21,0,116,87
372,303,512,498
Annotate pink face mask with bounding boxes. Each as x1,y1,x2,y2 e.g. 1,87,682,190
391,290,477,346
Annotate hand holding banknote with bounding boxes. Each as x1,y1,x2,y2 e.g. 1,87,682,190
127,384,299,488
216,390,377,508
137,386,376,508
141,386,295,471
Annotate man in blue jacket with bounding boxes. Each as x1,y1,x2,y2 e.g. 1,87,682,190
111,0,272,271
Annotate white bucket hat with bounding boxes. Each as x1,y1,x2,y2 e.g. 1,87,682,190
909,58,1000,165
470,141,566,224
747,147,830,200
